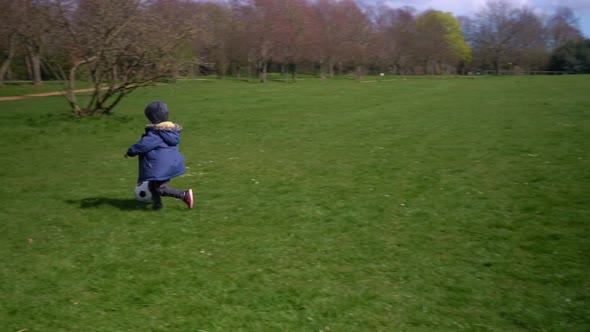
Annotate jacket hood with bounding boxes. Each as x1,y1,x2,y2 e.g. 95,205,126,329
146,121,183,146
144,101,169,124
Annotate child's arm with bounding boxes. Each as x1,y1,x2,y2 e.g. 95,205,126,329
126,132,163,157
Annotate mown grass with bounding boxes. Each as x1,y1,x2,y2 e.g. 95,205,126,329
1,76,589,331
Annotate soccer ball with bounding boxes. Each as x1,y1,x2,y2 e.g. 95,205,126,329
134,181,152,202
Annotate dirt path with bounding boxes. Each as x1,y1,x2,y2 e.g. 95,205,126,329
0,88,97,102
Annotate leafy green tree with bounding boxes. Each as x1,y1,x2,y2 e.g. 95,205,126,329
548,39,590,73
416,10,471,74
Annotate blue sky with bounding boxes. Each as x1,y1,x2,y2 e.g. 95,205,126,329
372,0,590,37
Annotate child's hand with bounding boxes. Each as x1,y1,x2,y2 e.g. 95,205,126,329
123,153,129,159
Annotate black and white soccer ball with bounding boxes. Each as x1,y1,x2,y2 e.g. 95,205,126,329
134,181,152,202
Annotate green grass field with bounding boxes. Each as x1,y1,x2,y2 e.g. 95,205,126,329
1,76,589,331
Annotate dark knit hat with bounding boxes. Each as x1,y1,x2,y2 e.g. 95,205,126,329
144,101,169,124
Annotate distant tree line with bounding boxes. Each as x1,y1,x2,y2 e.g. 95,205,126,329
0,0,588,115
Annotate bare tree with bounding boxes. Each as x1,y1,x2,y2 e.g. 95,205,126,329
9,0,55,86
471,0,522,73
193,2,234,78
6,0,575,91
236,0,277,82
332,0,371,78
312,0,340,78
370,6,417,75
510,7,548,71
44,0,196,116
546,6,583,50
0,0,19,83
272,0,311,80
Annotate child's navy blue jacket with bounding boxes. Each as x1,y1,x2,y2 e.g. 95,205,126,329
127,121,186,182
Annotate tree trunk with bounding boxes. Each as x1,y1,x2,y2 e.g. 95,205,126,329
0,34,16,84
259,61,267,83
290,63,296,81
217,59,226,78
235,64,241,79
26,45,43,86
112,65,118,82
25,56,32,81
31,54,42,86
328,58,334,78
66,57,97,116
319,60,326,80
68,64,82,116
189,63,195,78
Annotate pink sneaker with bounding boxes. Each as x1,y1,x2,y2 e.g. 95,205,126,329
183,189,194,209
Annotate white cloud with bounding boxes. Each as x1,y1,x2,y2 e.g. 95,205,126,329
542,0,590,11
381,0,531,16
376,0,590,36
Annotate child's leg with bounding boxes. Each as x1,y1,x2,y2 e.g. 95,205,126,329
154,180,185,199
149,180,192,209
148,180,164,209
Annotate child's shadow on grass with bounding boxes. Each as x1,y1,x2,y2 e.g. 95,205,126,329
67,197,148,211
